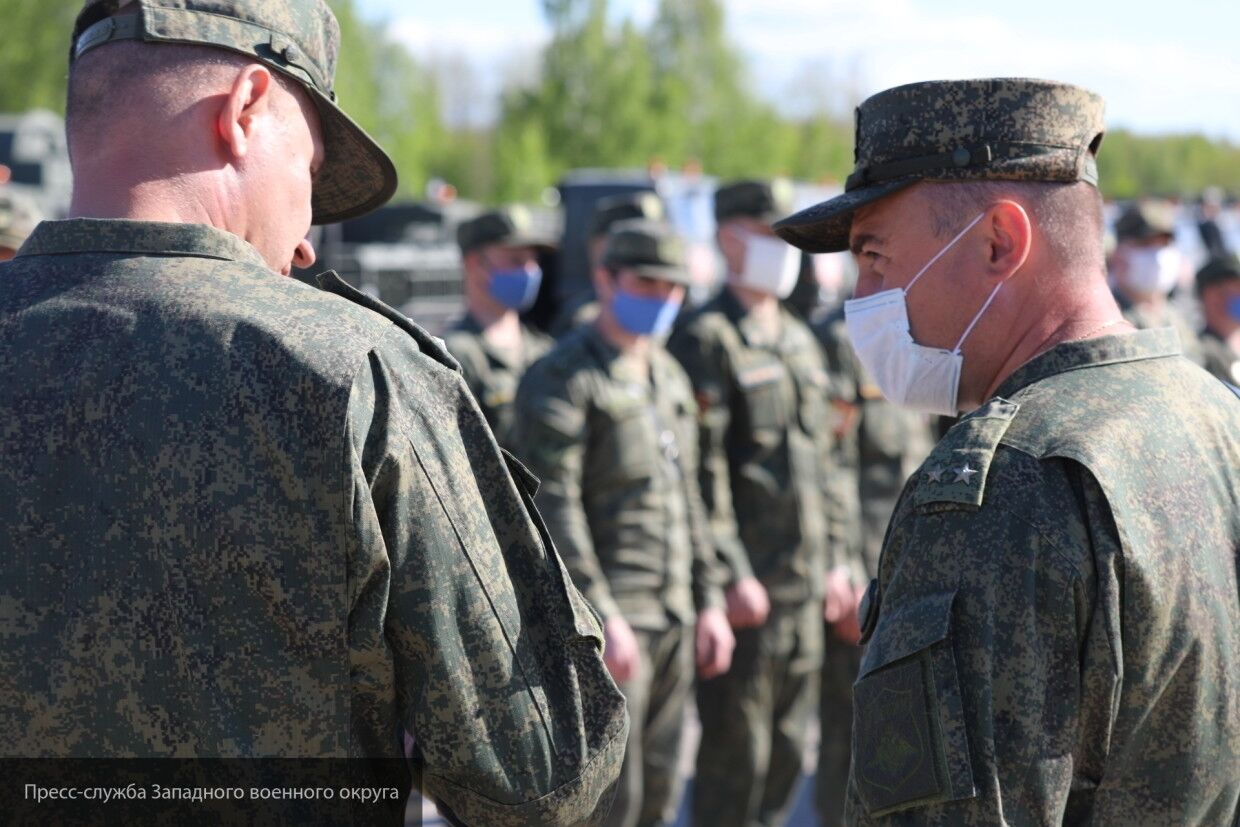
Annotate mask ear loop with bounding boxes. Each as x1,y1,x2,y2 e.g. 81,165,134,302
904,211,988,295
952,281,1003,355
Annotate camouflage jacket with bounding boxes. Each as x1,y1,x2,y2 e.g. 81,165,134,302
668,289,849,605
1199,327,1240,388
1114,289,1205,366
0,219,627,826
442,312,552,446
510,324,727,630
847,330,1240,826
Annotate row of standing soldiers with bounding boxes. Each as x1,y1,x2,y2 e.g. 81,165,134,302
442,180,936,827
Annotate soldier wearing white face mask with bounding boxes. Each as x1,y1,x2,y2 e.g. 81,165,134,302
1108,199,1205,365
668,180,857,827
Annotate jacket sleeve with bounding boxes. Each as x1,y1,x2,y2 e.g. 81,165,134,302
509,364,622,622
846,450,1104,826
348,328,628,827
667,326,754,585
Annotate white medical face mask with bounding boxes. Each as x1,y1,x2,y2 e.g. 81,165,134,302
844,212,1001,416
735,230,801,299
1124,246,1182,296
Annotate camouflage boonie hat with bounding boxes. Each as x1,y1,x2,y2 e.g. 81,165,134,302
775,78,1107,253
1195,254,1240,295
457,206,558,255
602,219,691,285
0,187,43,250
71,0,397,225
589,192,664,239
715,179,794,224
1114,200,1177,242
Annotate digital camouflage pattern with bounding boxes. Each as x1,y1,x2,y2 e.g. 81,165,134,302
812,311,935,827
0,186,43,252
1112,291,1205,366
511,323,726,628
442,314,553,447
71,0,396,224
774,78,1107,253
511,323,724,827
668,289,849,603
1199,329,1240,387
0,219,628,826
847,330,1240,825
668,290,847,827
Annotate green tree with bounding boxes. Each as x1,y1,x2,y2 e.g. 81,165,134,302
0,0,81,114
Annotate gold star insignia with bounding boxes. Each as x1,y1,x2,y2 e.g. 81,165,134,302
955,464,979,485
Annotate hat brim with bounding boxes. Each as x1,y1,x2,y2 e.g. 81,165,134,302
310,93,399,226
773,178,918,254
629,264,692,286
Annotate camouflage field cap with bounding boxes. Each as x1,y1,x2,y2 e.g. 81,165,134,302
775,78,1107,253
589,192,665,239
1114,199,1177,242
70,0,397,225
0,187,43,250
602,219,691,285
457,205,558,255
1195,253,1240,295
715,179,795,224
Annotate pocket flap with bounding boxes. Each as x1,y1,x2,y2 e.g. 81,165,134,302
860,589,956,678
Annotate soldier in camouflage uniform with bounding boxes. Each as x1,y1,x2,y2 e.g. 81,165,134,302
0,2,627,824
0,186,42,261
549,192,667,338
1194,253,1240,388
811,312,935,826
443,207,556,446
1108,199,1206,364
513,220,735,827
668,180,852,827
776,77,1240,825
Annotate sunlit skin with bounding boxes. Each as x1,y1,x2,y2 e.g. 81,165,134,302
1201,278,1240,349
850,182,1131,411
461,243,539,351
589,265,734,681
69,62,324,276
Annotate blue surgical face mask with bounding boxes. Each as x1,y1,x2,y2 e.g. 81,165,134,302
1228,295,1240,323
612,289,683,337
487,262,543,312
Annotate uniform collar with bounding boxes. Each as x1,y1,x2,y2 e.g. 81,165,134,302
17,219,270,270
582,323,653,387
721,286,792,350
994,328,1183,399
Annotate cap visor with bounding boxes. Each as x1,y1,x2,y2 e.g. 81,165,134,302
504,232,560,251
310,93,399,225
631,264,692,286
773,179,917,254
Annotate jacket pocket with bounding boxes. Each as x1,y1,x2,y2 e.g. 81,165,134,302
851,589,976,817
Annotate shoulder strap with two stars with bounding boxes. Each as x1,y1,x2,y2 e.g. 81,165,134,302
911,398,1021,509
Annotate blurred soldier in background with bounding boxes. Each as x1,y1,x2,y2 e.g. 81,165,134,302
1108,199,1205,364
444,206,556,445
776,76,1240,826
811,312,935,826
0,1,627,823
669,180,854,827
513,219,735,827
1195,253,1240,387
1197,186,1231,259
0,186,42,261
550,191,667,337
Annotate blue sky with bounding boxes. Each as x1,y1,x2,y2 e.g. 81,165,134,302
358,0,1240,140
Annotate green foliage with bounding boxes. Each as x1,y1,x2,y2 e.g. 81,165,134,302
0,0,79,114
4,0,1240,206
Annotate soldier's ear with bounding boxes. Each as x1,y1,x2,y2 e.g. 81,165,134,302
216,64,275,161
985,200,1032,283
